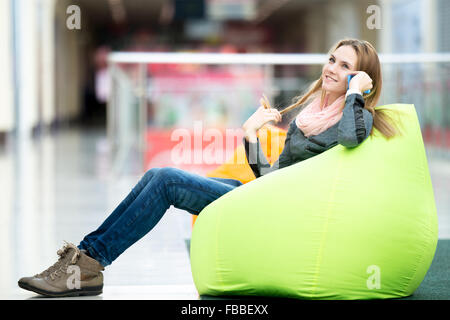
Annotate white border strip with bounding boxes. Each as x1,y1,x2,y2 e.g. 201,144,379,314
108,52,450,65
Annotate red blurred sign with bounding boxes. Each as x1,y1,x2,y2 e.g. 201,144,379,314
145,127,245,175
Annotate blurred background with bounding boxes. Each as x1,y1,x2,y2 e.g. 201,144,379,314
1,0,450,299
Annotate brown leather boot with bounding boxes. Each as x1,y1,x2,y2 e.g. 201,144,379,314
18,242,105,297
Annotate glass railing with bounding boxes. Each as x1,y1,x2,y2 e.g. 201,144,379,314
107,52,450,174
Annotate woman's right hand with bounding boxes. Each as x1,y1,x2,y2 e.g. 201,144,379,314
242,106,282,142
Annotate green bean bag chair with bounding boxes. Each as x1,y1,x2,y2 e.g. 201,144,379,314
190,104,438,300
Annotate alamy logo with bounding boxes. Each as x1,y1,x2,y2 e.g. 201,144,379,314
366,265,381,289
66,265,81,290
366,5,382,30
66,5,81,30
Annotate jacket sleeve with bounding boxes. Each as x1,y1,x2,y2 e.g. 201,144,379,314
337,93,373,148
243,124,294,178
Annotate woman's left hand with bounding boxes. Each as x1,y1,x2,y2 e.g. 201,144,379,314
347,71,373,93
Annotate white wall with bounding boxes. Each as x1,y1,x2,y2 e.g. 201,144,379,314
1,0,66,135
40,0,56,127
14,0,40,138
0,0,14,132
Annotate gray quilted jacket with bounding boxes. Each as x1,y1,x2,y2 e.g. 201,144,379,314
244,93,373,178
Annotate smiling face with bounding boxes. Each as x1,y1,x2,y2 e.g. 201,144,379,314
321,45,358,99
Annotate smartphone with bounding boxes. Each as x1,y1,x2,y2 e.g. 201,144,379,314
347,75,371,94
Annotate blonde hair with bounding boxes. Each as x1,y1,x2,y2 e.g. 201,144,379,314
282,38,400,139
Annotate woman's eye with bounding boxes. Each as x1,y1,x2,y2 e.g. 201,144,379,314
329,57,350,69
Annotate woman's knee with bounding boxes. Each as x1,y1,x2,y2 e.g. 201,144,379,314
157,167,182,181
144,166,179,180
141,167,161,184
142,167,186,189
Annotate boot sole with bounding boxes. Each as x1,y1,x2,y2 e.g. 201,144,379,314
18,280,103,298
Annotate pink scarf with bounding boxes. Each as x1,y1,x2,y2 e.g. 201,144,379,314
295,94,346,137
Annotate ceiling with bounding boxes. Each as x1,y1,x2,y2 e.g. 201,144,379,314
72,0,327,28
72,0,161,26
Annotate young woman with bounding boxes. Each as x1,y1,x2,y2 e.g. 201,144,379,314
18,38,398,297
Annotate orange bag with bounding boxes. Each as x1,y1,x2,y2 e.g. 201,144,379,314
206,125,287,183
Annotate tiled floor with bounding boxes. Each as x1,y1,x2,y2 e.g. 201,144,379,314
0,127,197,300
1,126,449,300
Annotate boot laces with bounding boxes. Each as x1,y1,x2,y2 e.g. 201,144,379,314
36,241,81,280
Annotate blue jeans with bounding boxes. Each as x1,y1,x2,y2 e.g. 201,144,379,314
78,167,243,267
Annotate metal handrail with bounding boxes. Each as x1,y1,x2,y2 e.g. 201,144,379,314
108,52,450,65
